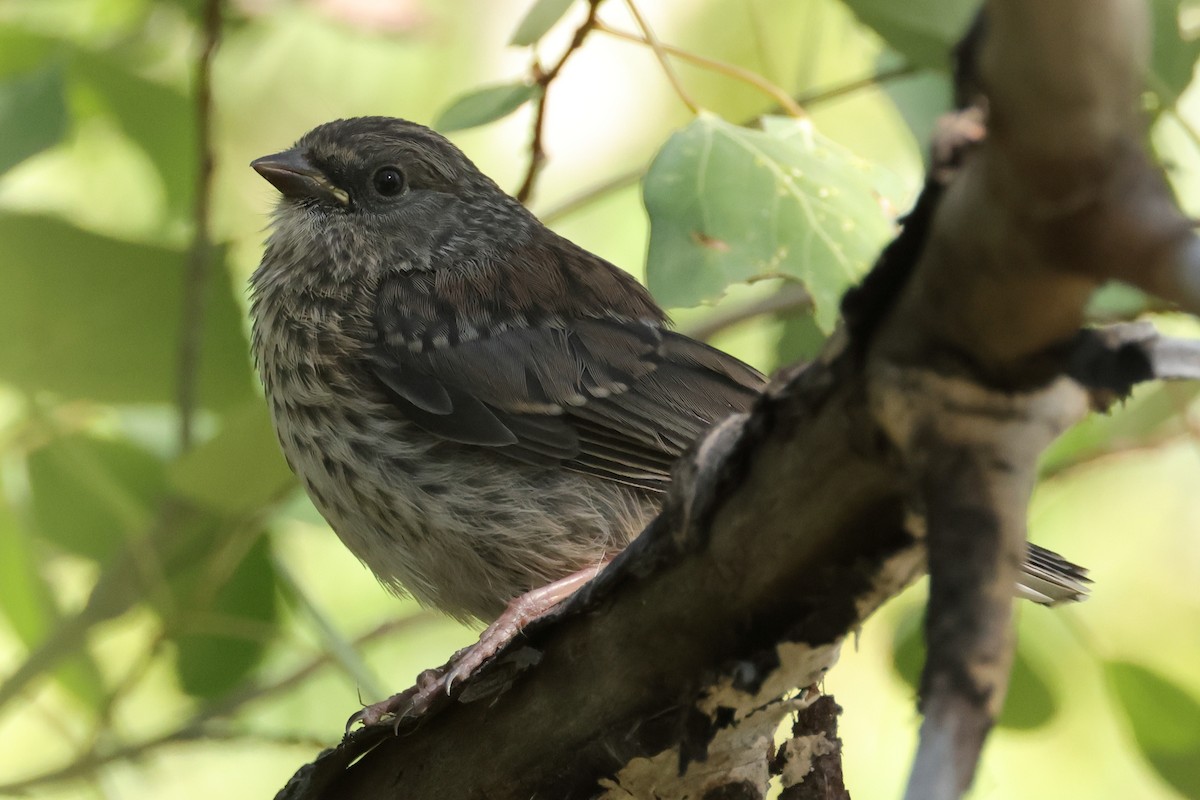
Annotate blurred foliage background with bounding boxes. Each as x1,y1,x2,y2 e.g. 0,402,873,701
0,0,1199,797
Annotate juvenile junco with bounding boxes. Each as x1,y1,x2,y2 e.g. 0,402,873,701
249,117,1088,716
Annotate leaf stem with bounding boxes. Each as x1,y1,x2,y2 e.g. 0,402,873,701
537,64,916,224
595,22,806,118
621,0,701,115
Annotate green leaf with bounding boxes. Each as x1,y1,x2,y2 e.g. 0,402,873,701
0,213,254,409
509,0,577,46
1150,0,1200,102
0,499,106,710
644,115,896,331
891,606,1057,730
841,0,977,70
772,308,826,367
890,606,924,689
168,401,295,515
434,82,540,133
0,63,68,175
0,27,58,79
69,49,197,222
996,648,1057,730
880,67,952,165
174,532,279,698
1086,282,1156,321
1106,661,1200,797
27,433,167,563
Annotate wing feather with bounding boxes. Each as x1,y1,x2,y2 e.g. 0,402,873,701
370,245,765,489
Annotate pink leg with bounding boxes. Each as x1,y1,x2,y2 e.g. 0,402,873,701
347,560,610,731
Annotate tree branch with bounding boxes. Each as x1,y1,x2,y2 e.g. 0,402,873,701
272,3,1200,798
516,0,604,204
175,0,221,451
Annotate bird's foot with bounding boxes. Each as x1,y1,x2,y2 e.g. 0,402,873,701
345,668,443,731
441,560,612,690
346,561,611,732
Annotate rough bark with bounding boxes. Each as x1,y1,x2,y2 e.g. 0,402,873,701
275,2,1200,798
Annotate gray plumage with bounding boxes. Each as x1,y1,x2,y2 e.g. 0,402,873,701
249,116,1089,623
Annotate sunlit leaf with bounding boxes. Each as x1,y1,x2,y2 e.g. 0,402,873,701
840,0,977,70
509,0,577,46
70,49,196,222
168,401,295,515
0,26,58,79
160,0,207,22
174,532,279,698
1086,282,1157,321
644,114,897,330
0,213,254,408
28,433,166,562
1150,0,1200,102
0,63,67,175
434,82,540,132
0,498,106,710
1106,661,1200,797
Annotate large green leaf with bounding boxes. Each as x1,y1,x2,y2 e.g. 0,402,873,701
509,0,577,46
0,63,68,175
434,82,541,133
644,114,896,330
173,532,279,698
0,213,254,408
168,400,295,515
1106,661,1200,797
840,0,977,70
27,433,166,562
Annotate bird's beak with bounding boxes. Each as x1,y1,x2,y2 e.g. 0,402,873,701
251,149,350,207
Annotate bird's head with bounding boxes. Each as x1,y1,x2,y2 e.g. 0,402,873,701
251,116,536,282
252,116,505,211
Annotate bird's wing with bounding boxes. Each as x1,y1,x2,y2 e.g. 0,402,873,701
370,309,764,491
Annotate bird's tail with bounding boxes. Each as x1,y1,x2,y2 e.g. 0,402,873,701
1018,543,1092,605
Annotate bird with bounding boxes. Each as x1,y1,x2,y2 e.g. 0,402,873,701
248,116,1089,719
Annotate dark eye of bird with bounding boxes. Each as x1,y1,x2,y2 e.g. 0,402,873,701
372,166,406,197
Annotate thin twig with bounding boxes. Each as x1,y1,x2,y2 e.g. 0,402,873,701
681,282,813,342
622,0,700,114
175,0,222,452
538,169,643,224
795,64,917,107
85,632,168,752
536,65,916,224
516,0,605,204
0,615,433,794
596,22,805,117
274,552,387,700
